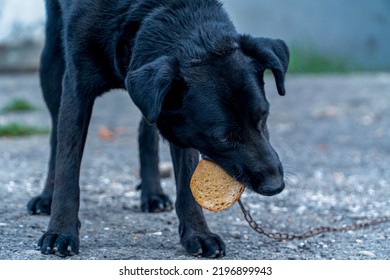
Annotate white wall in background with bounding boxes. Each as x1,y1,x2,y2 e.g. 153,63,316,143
0,0,45,44
0,0,389,70
223,0,390,70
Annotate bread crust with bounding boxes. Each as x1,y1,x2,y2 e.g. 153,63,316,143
190,159,245,211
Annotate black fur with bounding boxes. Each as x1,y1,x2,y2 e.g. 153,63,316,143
27,0,289,258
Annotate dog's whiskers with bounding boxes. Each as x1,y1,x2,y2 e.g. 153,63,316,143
281,160,301,186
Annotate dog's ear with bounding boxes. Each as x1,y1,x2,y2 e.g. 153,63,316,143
126,56,179,124
239,34,289,96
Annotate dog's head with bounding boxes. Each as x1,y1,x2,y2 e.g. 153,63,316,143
126,35,289,196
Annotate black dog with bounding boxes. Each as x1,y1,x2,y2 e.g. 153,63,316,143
27,0,289,258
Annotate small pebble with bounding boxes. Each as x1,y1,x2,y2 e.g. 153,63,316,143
159,162,173,178
286,243,298,250
358,250,376,258
231,231,241,239
298,242,311,250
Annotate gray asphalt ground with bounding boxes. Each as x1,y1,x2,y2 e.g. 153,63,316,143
0,73,389,260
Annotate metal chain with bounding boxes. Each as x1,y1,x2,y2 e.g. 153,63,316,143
237,199,390,241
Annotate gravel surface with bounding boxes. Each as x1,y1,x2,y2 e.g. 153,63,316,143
0,73,389,260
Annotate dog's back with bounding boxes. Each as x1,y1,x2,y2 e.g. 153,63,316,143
54,0,235,85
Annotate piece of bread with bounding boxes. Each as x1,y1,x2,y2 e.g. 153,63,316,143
190,159,245,211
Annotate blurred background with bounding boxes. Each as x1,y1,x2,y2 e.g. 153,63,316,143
1,0,390,261
0,0,389,73
0,0,44,72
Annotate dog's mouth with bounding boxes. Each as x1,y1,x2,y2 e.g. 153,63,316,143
200,154,285,196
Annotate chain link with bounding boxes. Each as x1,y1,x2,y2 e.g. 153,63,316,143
237,199,390,241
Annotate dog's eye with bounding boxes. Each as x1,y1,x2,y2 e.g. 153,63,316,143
215,136,229,144
212,134,236,150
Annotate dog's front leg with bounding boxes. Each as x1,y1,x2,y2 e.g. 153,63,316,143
138,118,173,212
37,71,95,257
169,144,226,258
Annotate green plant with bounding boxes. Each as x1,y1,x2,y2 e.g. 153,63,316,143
2,99,36,112
288,47,356,73
0,123,49,137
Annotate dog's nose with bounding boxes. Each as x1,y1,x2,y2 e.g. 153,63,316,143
257,181,285,196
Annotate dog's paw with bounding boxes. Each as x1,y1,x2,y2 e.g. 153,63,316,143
38,231,79,257
27,195,52,215
181,232,226,258
141,193,173,213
